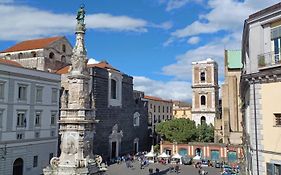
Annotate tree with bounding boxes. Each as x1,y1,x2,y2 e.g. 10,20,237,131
196,123,214,142
155,118,197,143
155,118,215,143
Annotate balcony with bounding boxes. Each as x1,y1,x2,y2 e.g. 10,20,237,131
258,51,281,69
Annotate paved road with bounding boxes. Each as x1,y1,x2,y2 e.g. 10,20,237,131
106,161,221,175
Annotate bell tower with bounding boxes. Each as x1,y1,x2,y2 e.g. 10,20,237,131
191,58,219,126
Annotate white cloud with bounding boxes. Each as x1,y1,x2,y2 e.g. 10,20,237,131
165,0,202,11
87,58,99,65
133,76,192,101
163,0,280,81
0,3,171,41
187,36,200,44
162,33,240,80
150,21,173,30
172,0,280,38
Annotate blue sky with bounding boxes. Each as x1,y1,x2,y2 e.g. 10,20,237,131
0,0,279,101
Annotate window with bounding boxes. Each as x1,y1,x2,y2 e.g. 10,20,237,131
133,112,140,127
201,116,206,125
33,156,38,167
50,130,55,137
31,51,36,57
0,110,3,129
35,111,41,127
166,106,169,113
183,110,186,115
35,132,40,138
162,115,165,120
49,52,54,59
18,53,23,59
111,79,117,99
200,72,206,82
158,115,160,122
0,82,5,99
158,106,160,113
154,105,156,112
36,86,43,103
148,113,152,126
62,44,66,52
18,84,27,101
150,104,152,109
163,106,165,113
274,113,281,126
16,133,24,139
61,55,66,62
271,26,281,63
154,115,156,123
201,95,206,106
17,111,26,127
51,88,58,103
51,112,56,125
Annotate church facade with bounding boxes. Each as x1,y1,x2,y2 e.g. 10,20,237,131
88,61,149,160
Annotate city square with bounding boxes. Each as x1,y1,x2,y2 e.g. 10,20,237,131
106,162,221,175
0,1,281,175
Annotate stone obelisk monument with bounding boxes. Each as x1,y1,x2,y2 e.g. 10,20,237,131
43,6,102,175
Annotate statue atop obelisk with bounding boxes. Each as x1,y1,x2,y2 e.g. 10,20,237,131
43,6,104,175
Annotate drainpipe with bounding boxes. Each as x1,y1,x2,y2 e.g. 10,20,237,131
252,80,259,175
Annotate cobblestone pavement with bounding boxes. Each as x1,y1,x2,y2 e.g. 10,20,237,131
106,162,221,175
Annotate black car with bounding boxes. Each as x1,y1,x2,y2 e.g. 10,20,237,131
181,156,192,165
215,161,222,168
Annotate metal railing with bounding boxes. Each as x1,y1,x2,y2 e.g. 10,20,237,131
258,51,281,68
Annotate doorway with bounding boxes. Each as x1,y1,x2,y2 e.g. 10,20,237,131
111,141,117,159
13,158,23,175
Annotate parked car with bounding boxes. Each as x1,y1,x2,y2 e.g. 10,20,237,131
201,159,209,167
181,156,192,165
215,161,222,168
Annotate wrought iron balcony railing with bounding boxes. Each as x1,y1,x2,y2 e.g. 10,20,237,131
258,51,281,68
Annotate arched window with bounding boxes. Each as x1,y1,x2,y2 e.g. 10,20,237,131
133,112,140,127
62,44,66,52
31,51,36,57
111,79,117,99
201,116,206,125
18,53,23,59
49,52,54,59
200,72,205,82
201,95,206,106
5,54,11,60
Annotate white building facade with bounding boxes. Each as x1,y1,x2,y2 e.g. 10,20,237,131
191,58,219,126
0,61,60,175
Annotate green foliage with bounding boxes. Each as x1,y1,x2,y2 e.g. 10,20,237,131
155,118,214,143
196,123,214,142
153,144,160,153
155,118,197,143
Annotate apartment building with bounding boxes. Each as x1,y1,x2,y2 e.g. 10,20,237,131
0,59,60,175
241,3,281,175
144,95,173,145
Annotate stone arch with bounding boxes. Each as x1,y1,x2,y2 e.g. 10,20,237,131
13,158,23,175
200,95,206,105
